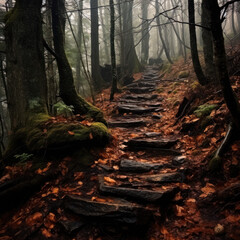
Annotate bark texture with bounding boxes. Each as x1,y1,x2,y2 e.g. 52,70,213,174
5,0,48,130
51,0,106,124
188,0,207,85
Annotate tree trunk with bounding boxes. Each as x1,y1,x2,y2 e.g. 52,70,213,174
5,0,48,130
188,0,207,85
206,0,240,129
51,0,106,124
121,0,142,75
201,0,216,82
99,0,110,64
141,0,150,65
110,0,118,101
76,0,83,94
90,0,104,92
155,0,173,64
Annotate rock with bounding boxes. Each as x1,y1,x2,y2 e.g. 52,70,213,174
99,177,178,203
64,195,152,225
172,156,187,166
144,132,162,137
142,172,183,183
60,220,84,234
120,159,164,172
118,105,162,114
125,138,178,149
152,115,163,120
108,119,147,128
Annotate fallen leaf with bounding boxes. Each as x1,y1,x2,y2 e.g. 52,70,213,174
104,176,116,184
89,132,93,139
68,131,75,136
41,228,52,238
200,183,215,198
26,212,43,226
52,187,59,194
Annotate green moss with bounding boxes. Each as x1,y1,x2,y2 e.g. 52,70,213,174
194,104,218,118
208,156,222,171
161,63,172,73
178,71,189,79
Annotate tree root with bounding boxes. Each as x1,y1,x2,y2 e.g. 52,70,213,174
208,122,237,171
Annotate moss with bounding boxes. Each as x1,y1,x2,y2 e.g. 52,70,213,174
178,71,189,79
161,63,172,73
194,104,218,118
86,103,107,126
208,156,222,171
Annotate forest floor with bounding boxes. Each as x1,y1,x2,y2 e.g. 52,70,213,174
1,58,240,239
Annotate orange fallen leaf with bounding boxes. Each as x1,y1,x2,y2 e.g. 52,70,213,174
231,143,239,151
41,228,52,238
26,212,43,226
89,132,93,140
200,183,215,198
36,162,52,175
52,187,59,194
104,176,116,184
68,131,75,136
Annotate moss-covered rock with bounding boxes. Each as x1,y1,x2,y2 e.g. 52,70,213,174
178,71,189,79
4,114,110,162
194,104,218,118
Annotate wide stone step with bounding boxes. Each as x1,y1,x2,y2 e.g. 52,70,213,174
118,100,162,108
125,138,178,149
127,87,155,94
119,159,164,172
99,176,178,203
141,172,184,183
108,118,147,128
64,195,152,225
118,104,162,114
127,82,156,88
123,94,159,101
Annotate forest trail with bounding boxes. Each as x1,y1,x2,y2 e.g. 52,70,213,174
1,66,237,239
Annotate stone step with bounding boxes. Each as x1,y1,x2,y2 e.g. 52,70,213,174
64,195,152,225
118,100,162,108
127,87,155,94
127,82,156,88
99,176,179,203
123,94,159,101
140,172,184,183
124,138,178,149
119,159,165,173
118,104,162,114
108,118,147,128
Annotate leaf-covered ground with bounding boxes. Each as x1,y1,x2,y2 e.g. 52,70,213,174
1,58,240,239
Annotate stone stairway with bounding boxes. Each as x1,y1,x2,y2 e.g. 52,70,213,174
63,67,187,237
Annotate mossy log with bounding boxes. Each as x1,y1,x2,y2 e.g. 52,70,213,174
4,114,111,163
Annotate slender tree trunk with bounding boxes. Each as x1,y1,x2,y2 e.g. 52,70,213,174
46,0,57,114
206,0,240,129
202,0,216,82
76,0,83,94
5,0,48,130
232,3,237,36
141,0,150,65
51,0,106,123
109,0,118,101
188,0,207,85
155,0,173,64
90,0,104,92
99,0,110,64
